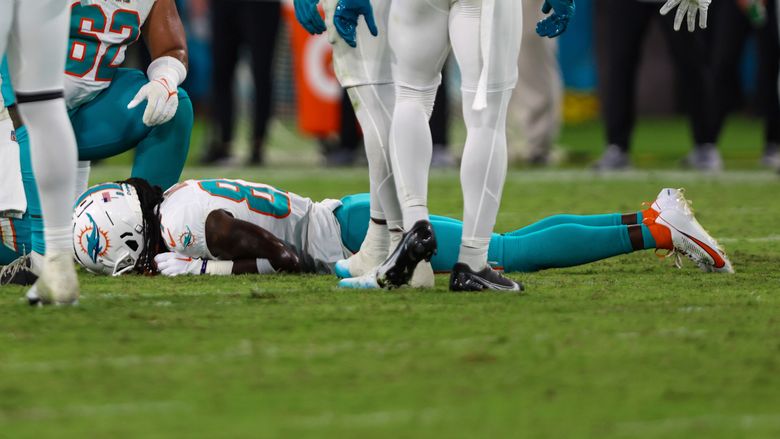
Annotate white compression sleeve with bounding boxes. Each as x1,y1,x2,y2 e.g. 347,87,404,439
348,84,403,230
390,83,439,230
0,116,26,218
387,0,451,231
18,98,78,254
75,161,91,202
458,89,513,270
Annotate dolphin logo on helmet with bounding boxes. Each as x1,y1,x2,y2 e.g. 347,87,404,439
86,213,104,263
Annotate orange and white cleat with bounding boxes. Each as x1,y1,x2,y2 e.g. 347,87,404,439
651,189,734,273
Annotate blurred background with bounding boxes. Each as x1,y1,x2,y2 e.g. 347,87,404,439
116,0,779,171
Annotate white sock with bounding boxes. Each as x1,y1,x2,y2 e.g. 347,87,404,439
459,239,491,271
350,219,389,268
388,228,403,256
18,98,78,254
457,89,513,270
75,161,91,202
390,84,438,230
30,251,44,276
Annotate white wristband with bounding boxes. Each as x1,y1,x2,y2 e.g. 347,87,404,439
204,260,234,276
147,56,187,87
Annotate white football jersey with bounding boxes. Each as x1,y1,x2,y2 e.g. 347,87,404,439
159,179,348,273
64,0,156,108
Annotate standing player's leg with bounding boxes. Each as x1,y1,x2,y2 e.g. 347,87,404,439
324,0,432,285
447,0,522,291
335,84,399,276
371,0,451,288
5,0,79,304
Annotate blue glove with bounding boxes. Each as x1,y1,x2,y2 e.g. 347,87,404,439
334,0,378,48
536,0,575,39
294,0,327,35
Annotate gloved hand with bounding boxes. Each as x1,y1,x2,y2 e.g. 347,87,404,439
294,0,327,34
660,0,711,32
536,0,575,39
334,0,378,48
127,78,179,127
127,56,185,127
155,252,205,276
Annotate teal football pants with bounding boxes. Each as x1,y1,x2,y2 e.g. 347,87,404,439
334,193,657,273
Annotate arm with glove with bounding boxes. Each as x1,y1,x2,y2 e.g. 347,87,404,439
128,0,189,127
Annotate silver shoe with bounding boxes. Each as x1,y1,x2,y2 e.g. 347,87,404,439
593,145,631,171
683,144,723,171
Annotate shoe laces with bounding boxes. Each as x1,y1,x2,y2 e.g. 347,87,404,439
0,253,31,285
655,248,684,269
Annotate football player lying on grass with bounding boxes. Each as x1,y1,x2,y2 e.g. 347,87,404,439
50,177,735,286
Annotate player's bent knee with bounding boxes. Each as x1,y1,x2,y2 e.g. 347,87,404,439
173,88,194,126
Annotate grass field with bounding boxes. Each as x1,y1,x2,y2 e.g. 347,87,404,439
2,119,780,438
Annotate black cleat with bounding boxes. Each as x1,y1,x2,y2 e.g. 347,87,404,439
376,220,437,288
0,255,38,286
449,263,524,292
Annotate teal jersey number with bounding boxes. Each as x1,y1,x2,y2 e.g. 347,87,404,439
66,4,141,81
198,180,292,219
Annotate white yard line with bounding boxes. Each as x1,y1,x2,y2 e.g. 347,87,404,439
718,235,780,243
0,400,186,422
616,413,780,436
1,336,498,373
290,408,442,429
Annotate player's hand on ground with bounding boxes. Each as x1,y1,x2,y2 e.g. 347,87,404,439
537,0,576,39
334,0,378,48
127,78,179,127
155,252,203,276
294,0,327,35
660,0,711,32
269,242,304,273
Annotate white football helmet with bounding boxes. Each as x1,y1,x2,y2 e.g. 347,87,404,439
72,182,145,276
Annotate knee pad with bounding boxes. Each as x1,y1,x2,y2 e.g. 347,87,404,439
396,83,439,119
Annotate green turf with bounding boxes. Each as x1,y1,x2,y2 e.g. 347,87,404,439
101,115,768,169
2,167,779,438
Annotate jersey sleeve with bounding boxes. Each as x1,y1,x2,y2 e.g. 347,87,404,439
1,57,14,109
159,188,214,259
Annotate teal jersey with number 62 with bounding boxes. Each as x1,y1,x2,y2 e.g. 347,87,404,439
64,0,157,109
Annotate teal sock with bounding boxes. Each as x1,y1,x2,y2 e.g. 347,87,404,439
16,126,44,254
640,224,657,249
500,224,635,272
505,213,627,237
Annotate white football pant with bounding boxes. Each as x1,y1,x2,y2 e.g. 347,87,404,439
0,0,79,254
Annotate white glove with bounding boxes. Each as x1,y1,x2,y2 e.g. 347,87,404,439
660,0,711,32
127,56,187,127
155,252,204,276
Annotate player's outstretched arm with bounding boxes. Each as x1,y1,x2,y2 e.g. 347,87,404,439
205,210,303,274
154,210,303,276
127,0,189,127
660,0,711,32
